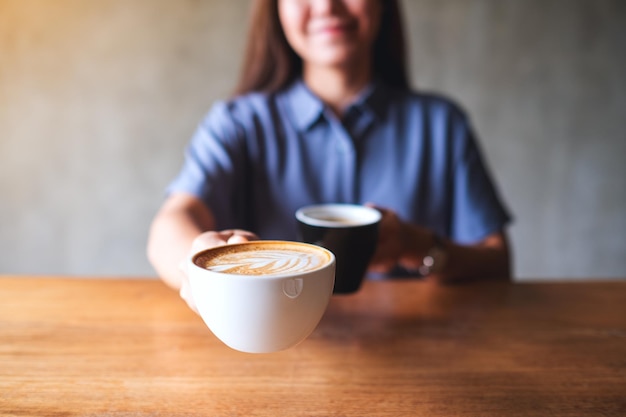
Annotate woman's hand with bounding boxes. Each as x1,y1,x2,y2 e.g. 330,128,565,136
190,229,259,253
366,204,511,282
179,229,259,313
366,204,433,274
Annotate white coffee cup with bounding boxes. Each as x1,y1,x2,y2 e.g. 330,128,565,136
187,240,336,353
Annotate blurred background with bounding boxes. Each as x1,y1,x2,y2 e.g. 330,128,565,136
1,0,625,280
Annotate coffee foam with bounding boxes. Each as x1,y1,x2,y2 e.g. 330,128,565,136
296,204,382,228
195,242,330,276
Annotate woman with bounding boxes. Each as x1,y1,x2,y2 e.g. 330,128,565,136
148,0,512,307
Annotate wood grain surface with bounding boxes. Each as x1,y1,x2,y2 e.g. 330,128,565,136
1,276,624,416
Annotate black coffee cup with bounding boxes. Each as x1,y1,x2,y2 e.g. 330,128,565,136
295,204,382,294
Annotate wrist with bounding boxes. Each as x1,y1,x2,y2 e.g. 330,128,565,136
398,225,437,269
417,233,448,277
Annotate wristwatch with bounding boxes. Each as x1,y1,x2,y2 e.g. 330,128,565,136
418,234,447,276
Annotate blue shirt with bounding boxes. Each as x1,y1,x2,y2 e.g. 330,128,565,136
168,79,511,244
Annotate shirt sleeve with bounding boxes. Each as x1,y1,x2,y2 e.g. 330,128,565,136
449,113,512,243
166,101,248,229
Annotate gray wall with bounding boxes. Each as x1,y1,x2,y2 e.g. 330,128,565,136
1,0,624,280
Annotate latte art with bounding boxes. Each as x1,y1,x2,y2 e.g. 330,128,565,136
203,249,323,275
195,242,330,276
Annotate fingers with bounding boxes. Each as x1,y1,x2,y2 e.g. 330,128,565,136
191,229,259,254
225,229,258,243
227,234,250,244
366,204,404,273
368,258,397,274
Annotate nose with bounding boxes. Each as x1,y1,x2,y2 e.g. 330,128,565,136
310,0,343,16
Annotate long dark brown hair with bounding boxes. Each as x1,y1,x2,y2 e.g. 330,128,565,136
233,0,409,96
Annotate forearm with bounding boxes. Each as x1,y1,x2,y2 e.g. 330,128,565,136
147,195,214,290
147,213,201,290
432,237,511,282
401,225,511,283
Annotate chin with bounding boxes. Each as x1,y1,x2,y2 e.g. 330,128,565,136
310,48,362,68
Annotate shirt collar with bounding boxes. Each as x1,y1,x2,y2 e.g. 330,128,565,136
281,79,325,132
280,78,389,132
351,80,388,121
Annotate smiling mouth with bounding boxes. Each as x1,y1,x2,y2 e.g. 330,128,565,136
311,20,357,37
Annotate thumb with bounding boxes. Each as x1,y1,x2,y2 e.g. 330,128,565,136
227,234,250,244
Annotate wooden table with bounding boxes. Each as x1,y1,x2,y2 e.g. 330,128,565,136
1,276,624,416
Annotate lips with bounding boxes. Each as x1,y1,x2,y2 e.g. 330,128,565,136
309,19,357,37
